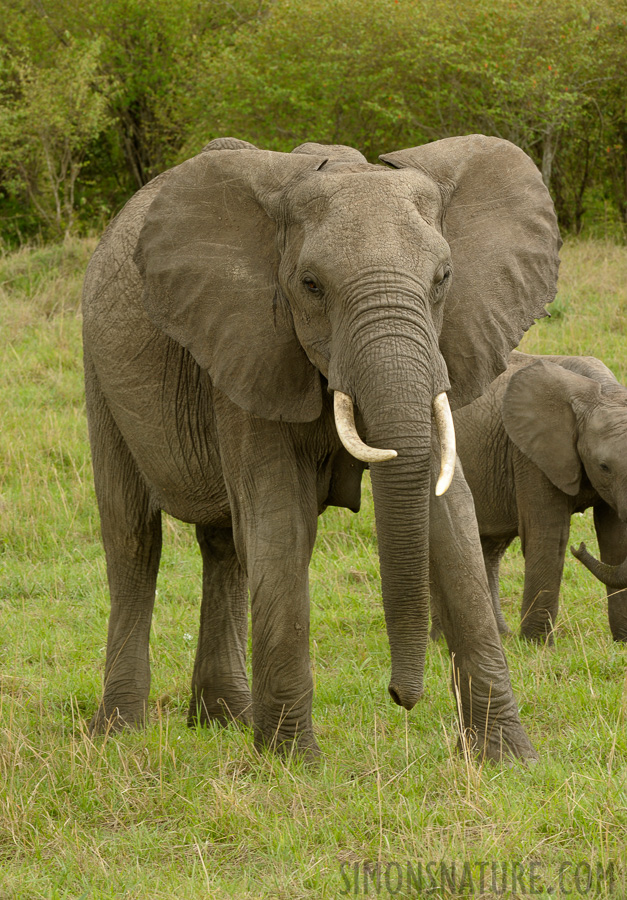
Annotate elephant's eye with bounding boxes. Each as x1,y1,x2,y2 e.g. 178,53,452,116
600,462,611,474
436,267,451,287
303,277,321,295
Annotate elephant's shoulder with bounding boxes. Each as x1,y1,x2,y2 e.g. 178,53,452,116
84,171,177,314
101,171,175,249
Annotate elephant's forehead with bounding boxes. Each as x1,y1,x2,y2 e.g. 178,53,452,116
290,166,442,226
588,398,627,438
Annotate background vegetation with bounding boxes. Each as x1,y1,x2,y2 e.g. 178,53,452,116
0,237,626,897
1,0,627,244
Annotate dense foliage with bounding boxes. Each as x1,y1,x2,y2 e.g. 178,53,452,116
1,0,626,243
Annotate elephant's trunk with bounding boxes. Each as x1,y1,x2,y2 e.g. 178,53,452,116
572,542,627,589
369,436,431,710
330,312,448,710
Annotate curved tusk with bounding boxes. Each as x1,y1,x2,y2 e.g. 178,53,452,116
333,392,398,463
433,392,456,496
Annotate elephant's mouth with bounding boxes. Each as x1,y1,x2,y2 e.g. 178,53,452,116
333,389,456,495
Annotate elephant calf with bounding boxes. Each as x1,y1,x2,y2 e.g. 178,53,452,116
448,351,627,642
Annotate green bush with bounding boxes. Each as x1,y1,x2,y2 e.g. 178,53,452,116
1,0,626,242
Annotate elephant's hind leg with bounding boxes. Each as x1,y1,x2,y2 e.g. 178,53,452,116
481,536,512,635
86,357,162,733
188,525,252,728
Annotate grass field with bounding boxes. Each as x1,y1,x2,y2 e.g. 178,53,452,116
1,237,626,899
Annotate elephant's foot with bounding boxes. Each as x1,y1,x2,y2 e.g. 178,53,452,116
457,718,538,764
89,697,147,735
187,688,253,729
253,725,321,764
520,604,556,644
252,699,320,762
490,599,511,636
450,659,538,764
608,597,627,642
520,624,555,646
494,611,511,636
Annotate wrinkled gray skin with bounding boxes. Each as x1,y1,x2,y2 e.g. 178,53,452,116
82,135,559,762
572,541,627,594
440,351,627,643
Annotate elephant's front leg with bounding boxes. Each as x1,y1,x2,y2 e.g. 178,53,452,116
215,396,320,758
593,502,627,642
515,458,571,642
247,526,318,756
188,525,252,727
429,452,537,762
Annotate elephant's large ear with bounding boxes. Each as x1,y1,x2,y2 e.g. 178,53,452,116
502,360,600,496
380,135,561,409
134,149,327,422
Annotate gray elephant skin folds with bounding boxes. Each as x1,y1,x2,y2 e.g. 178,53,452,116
81,135,560,763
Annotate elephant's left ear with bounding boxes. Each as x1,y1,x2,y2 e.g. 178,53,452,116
380,135,561,410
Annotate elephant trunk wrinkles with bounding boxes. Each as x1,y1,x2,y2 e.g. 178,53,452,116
572,542,627,589
331,319,439,710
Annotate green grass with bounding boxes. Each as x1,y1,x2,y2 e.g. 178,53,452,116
1,237,627,898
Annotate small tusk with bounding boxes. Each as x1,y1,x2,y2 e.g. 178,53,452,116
433,392,456,496
333,392,398,463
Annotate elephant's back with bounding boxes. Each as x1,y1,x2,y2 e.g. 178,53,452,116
508,349,619,386
82,172,172,324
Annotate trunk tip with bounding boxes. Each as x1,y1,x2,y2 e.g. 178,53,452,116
388,681,423,711
570,542,586,561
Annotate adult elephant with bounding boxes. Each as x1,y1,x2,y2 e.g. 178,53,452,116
82,135,559,762
437,351,627,642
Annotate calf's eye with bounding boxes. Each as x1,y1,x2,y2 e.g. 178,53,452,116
600,463,611,474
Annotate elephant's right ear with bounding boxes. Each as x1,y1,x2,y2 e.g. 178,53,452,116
502,360,600,496
134,149,327,422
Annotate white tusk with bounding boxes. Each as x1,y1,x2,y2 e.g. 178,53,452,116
333,392,398,463
433,392,456,496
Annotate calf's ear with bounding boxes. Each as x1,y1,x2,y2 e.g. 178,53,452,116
502,360,600,496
